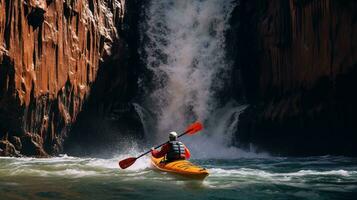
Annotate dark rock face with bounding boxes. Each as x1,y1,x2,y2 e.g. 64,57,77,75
235,0,357,156
0,0,125,156
64,0,145,156
26,4,46,29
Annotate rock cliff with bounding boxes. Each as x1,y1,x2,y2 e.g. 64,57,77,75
0,0,125,156
63,0,145,156
235,0,357,155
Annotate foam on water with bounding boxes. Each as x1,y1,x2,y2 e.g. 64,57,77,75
209,168,355,178
1,155,357,199
0,152,152,178
204,166,357,189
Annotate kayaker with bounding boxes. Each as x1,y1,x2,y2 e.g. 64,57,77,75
151,132,191,161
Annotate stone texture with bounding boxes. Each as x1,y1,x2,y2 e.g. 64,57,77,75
0,138,21,157
235,0,357,155
0,0,125,156
64,0,145,156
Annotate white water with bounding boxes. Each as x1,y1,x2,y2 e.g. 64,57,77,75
1,155,356,179
2,156,357,199
1,155,356,191
138,0,253,158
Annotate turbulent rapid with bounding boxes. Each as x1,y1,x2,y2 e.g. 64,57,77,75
1,155,356,200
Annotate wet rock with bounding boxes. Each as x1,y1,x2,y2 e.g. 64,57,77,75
0,139,21,157
10,136,22,151
21,133,48,157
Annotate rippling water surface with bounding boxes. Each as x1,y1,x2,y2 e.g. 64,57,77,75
0,155,356,200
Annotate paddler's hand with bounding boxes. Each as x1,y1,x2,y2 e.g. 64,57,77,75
151,147,155,152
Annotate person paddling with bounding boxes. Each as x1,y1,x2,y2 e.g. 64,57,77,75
151,132,191,162
119,122,202,169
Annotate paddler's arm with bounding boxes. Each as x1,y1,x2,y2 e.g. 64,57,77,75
151,143,170,158
184,145,191,159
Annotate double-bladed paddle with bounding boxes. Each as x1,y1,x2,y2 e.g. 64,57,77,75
119,121,203,169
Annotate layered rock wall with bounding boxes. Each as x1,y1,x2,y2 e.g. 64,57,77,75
236,0,357,155
0,0,125,156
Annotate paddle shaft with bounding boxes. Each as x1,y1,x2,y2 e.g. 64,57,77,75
135,131,188,159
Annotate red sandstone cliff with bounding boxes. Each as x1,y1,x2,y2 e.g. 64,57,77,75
0,0,125,156
236,0,357,155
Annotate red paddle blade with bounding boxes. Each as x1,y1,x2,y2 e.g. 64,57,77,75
119,157,137,169
185,121,203,135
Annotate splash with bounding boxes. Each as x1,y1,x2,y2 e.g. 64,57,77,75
0,153,152,178
182,103,269,159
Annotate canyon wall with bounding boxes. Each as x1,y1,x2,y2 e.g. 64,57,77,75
0,0,125,156
64,0,145,156
235,0,357,155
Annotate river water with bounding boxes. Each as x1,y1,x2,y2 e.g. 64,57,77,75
1,155,356,200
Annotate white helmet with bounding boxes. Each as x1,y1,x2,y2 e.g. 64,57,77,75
169,131,178,141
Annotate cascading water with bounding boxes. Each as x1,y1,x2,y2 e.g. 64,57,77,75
132,103,155,140
137,0,255,158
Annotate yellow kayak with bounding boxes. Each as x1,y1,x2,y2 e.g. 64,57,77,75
151,156,209,180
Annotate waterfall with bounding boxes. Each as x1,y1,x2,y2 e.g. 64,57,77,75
132,103,155,141
138,0,253,158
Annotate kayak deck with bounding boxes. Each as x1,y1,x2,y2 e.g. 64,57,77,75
151,156,209,180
